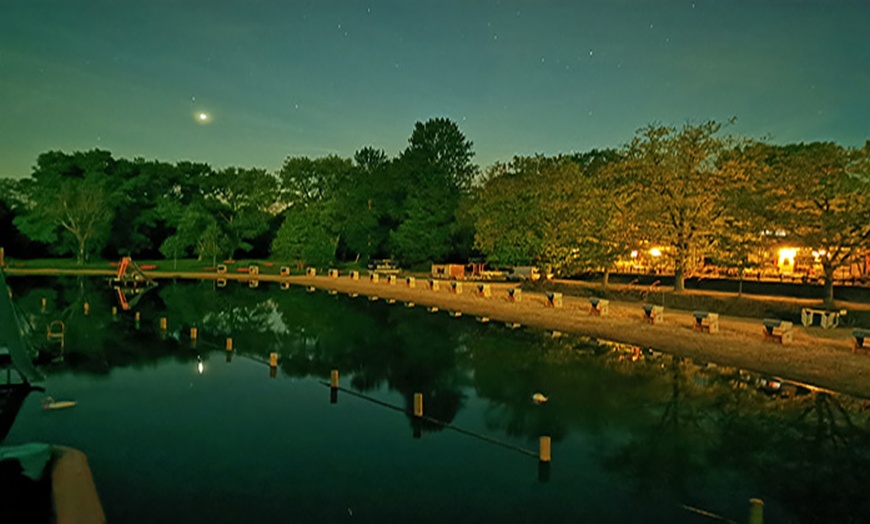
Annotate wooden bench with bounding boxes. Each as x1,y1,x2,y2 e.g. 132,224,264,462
692,311,719,334
589,298,609,316
545,292,562,308
853,328,870,354
642,304,664,325
762,319,793,344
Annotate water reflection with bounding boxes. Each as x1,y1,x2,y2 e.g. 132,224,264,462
5,276,870,522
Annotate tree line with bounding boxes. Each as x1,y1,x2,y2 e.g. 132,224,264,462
0,117,868,302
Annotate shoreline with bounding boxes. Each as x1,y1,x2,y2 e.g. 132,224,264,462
6,268,870,399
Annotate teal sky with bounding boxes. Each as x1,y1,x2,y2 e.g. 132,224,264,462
1,0,868,178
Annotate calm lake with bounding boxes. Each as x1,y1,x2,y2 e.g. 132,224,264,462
4,276,870,523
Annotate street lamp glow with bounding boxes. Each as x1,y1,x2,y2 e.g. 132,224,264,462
195,112,211,124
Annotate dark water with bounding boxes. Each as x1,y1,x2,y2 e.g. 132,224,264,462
3,276,870,523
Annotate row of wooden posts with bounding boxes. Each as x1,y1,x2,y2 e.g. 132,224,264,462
50,299,768,518
61,298,561,464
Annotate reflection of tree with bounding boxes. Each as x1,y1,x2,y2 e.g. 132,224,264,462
726,392,870,522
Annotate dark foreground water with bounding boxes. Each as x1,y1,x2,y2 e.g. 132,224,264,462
3,276,870,523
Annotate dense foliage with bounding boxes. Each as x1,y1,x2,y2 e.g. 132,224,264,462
1,118,868,301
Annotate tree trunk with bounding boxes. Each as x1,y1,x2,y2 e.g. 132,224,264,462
76,235,86,265
603,269,611,287
823,262,835,306
738,266,744,297
673,266,685,292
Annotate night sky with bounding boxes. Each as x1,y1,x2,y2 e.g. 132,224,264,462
2,1,868,178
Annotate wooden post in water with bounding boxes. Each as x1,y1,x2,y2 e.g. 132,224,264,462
539,436,551,463
83,302,90,315
190,327,198,340
135,312,141,322
160,317,167,331
226,338,233,351
269,353,278,367
414,393,423,418
112,306,117,317
41,298,46,312
330,370,339,404
748,498,764,524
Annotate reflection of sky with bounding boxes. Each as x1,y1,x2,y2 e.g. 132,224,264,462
1,1,867,178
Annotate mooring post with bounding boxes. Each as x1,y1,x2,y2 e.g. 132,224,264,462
414,393,423,418
226,338,233,351
748,498,764,524
190,327,198,341
83,302,90,315
269,352,278,367
160,317,167,331
539,436,551,463
330,369,339,388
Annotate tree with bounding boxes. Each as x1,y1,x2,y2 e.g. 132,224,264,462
473,152,635,281
271,204,336,267
757,142,870,304
391,118,477,265
331,147,393,262
202,166,279,257
277,155,353,208
14,150,118,264
617,122,738,291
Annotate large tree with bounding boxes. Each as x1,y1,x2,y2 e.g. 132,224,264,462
14,150,118,264
617,121,739,291
757,141,870,304
391,118,477,265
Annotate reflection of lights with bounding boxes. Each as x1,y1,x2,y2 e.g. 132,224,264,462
649,248,662,257
630,250,638,258
197,356,204,374
195,112,211,124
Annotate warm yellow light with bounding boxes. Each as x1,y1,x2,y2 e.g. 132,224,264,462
197,360,204,374
195,112,211,124
649,248,662,257
630,250,638,258
778,248,797,260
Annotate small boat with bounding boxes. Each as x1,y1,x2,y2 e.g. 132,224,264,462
43,397,77,410
532,393,548,404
